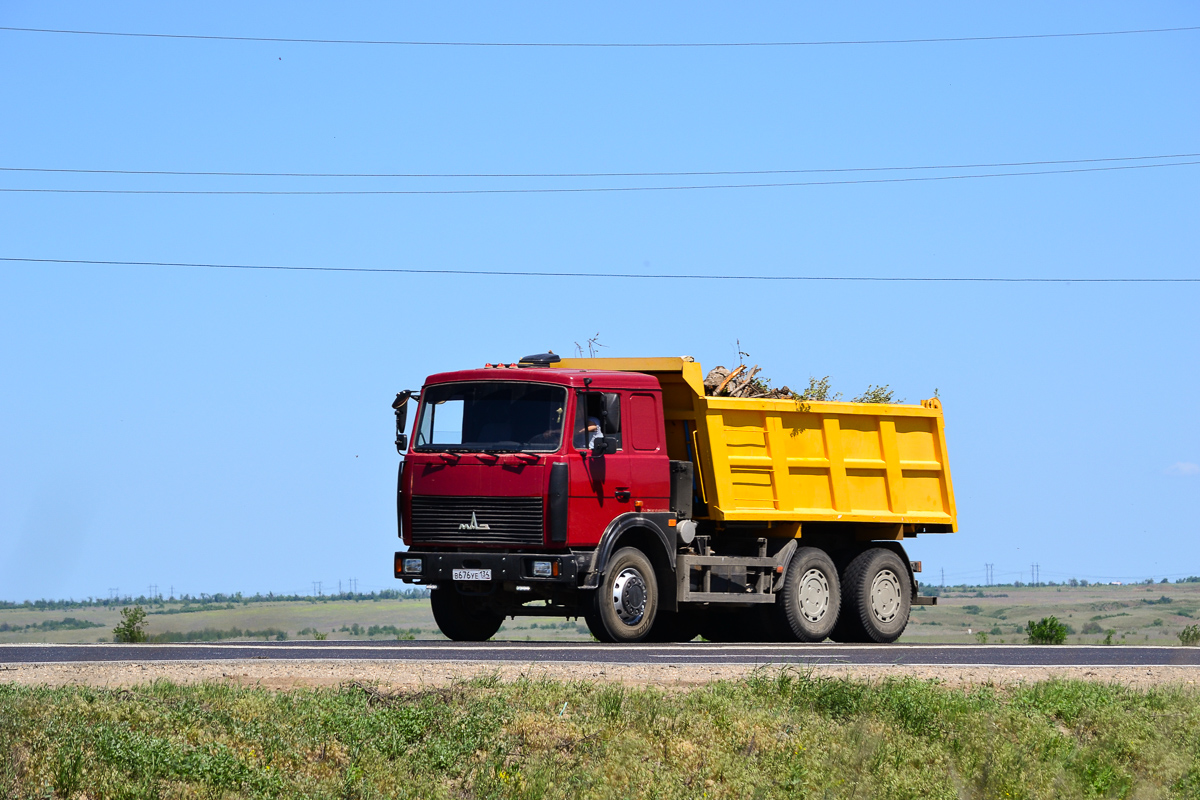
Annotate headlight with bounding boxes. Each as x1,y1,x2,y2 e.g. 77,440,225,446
402,558,423,575
532,560,554,577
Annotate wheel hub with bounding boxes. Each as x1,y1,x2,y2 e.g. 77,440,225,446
870,569,901,623
611,567,647,626
797,568,830,623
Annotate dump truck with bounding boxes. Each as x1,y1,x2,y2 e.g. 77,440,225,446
393,355,954,643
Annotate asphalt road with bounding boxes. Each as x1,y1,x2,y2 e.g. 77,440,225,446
3,642,1199,667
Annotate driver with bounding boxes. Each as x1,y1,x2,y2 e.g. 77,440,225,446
577,415,602,449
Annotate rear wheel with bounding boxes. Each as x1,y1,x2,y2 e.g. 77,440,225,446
585,547,659,643
836,548,911,643
775,547,840,642
430,586,504,642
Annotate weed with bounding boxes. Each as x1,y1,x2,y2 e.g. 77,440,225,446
596,685,626,720
852,384,902,403
1180,624,1200,646
1026,616,1069,644
798,376,841,402
112,606,147,643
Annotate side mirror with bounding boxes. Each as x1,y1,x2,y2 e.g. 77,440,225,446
591,437,612,456
393,391,413,454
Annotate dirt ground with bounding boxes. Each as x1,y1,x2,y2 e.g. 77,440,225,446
2,659,1197,692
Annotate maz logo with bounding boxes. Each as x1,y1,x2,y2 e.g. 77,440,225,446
458,512,491,531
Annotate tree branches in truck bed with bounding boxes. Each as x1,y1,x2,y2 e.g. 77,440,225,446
703,366,903,403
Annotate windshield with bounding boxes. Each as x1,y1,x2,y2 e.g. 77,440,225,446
414,382,568,452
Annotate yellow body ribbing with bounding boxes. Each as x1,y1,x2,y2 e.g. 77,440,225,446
553,357,957,533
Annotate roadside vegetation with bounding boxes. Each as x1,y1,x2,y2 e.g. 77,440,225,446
0,619,102,634
0,588,431,612
2,671,1198,799
3,582,1200,645
1026,616,1070,645
111,606,147,644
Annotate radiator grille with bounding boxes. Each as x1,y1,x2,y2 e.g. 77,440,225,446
410,496,545,546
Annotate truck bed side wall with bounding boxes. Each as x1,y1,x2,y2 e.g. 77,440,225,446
554,358,956,532
698,396,956,529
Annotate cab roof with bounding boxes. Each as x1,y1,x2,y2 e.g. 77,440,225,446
423,366,662,391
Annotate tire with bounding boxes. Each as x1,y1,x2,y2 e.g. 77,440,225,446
774,547,841,642
837,548,911,643
430,586,504,642
586,547,659,643
583,598,612,642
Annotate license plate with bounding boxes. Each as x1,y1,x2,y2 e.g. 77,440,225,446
452,569,492,581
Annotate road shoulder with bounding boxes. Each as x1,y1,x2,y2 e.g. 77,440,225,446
2,659,1198,690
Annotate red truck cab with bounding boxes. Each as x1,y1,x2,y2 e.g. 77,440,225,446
395,354,686,641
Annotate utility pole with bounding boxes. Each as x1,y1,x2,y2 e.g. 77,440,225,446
941,568,944,588
169,585,174,601
985,564,993,586
338,580,342,595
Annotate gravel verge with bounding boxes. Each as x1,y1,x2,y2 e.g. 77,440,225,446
2,660,1197,691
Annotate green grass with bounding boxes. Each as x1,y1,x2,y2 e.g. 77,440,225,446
2,672,1199,799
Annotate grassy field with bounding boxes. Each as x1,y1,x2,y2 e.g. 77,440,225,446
2,672,1199,799
2,582,1199,645
909,581,1200,645
0,596,588,644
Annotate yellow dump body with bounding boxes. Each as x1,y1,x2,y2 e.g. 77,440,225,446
554,357,957,535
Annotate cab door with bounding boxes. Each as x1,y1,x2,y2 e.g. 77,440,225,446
567,389,631,546
626,390,671,510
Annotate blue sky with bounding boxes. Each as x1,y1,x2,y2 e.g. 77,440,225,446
1,3,1197,601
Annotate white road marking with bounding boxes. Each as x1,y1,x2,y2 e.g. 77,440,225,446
3,658,1191,669
0,643,1186,652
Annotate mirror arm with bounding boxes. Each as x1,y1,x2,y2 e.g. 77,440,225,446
393,390,414,454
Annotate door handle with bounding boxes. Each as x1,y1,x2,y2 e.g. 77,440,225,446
615,488,631,502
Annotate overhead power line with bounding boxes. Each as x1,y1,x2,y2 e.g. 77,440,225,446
4,152,1196,180
2,24,1197,47
2,257,1196,283
3,160,1196,196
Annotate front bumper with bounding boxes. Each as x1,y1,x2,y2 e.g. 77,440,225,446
395,550,583,585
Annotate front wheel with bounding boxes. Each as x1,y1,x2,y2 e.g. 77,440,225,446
430,586,504,641
585,547,659,643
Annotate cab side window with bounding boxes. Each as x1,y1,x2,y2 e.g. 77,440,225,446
573,392,622,450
